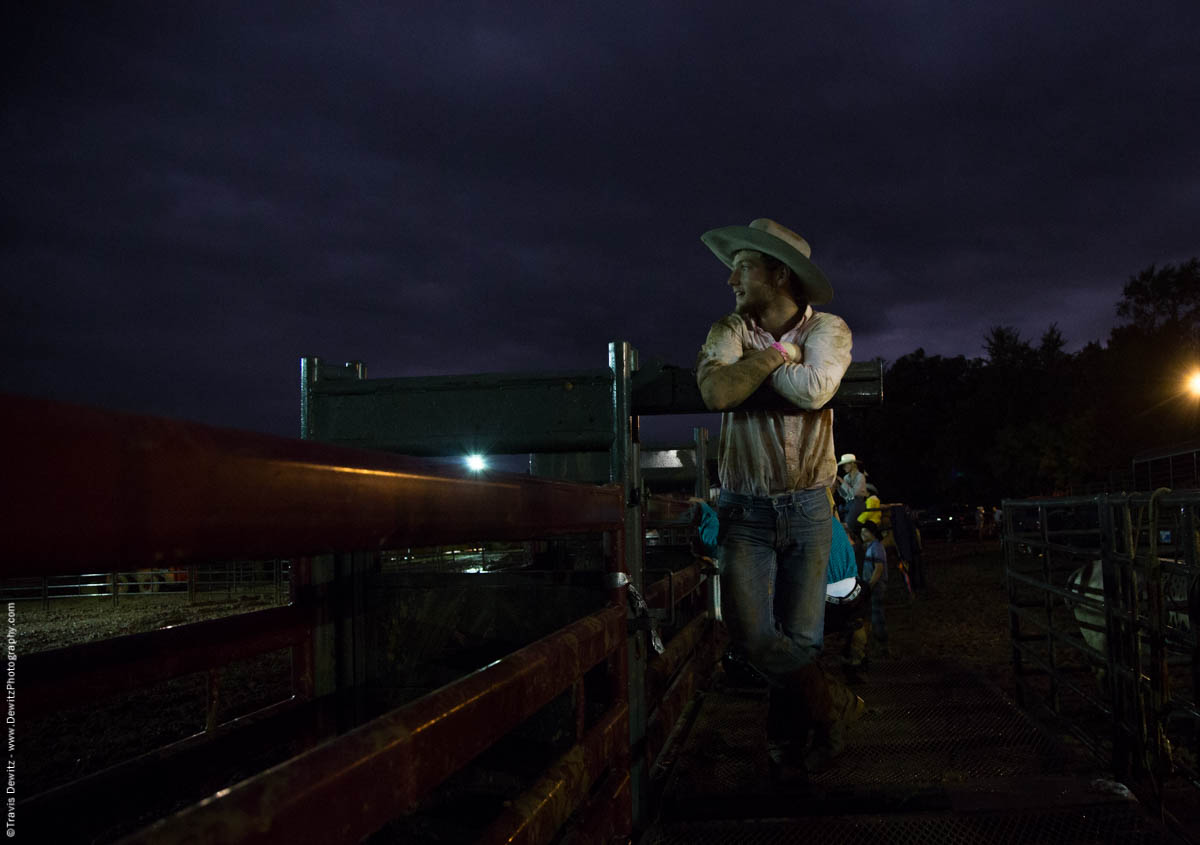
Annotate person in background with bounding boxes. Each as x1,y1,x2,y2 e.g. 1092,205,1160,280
838,454,868,528
860,520,889,660
856,493,882,527
889,504,925,592
825,518,871,683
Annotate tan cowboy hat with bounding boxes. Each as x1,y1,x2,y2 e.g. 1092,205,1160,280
700,218,833,305
837,453,858,466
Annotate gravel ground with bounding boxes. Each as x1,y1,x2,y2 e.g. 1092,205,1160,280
19,589,289,799
17,591,282,655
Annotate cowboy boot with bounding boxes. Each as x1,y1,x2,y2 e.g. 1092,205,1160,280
766,686,808,784
766,662,832,782
804,673,865,774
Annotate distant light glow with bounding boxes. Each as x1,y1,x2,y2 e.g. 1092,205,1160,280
1188,371,1200,397
466,454,487,471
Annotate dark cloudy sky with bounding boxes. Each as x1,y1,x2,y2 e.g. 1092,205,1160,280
4,2,1198,449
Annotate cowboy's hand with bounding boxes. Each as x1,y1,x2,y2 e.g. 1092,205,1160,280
777,341,801,364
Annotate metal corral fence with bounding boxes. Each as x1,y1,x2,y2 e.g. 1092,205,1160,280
3,344,875,843
1004,491,1199,821
1,391,698,844
1,560,291,606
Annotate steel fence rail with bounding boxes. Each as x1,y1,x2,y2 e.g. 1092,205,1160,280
1,393,625,573
121,605,627,845
478,703,631,845
644,494,696,528
5,392,634,844
22,603,312,716
645,562,706,611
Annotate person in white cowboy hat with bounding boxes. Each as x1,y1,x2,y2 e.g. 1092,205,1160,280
695,218,859,777
837,453,868,526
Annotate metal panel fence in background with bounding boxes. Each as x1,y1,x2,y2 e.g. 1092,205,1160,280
1004,491,1200,832
1,561,291,608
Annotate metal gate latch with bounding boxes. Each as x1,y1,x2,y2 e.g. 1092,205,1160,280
625,582,665,654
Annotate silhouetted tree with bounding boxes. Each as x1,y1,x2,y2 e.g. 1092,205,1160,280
836,258,1200,507
1115,259,1200,342
1038,323,1067,368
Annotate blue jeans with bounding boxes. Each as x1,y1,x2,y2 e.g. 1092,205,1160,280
717,488,832,684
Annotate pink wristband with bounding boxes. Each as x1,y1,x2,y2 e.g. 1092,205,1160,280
771,341,790,363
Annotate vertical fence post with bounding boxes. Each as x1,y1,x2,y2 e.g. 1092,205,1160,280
1144,496,1169,786
1038,502,1061,715
300,356,318,442
610,340,647,831
309,555,337,702
694,427,720,626
1185,503,1200,755
692,427,709,501
1099,494,1133,780
606,524,633,840
334,550,373,730
1003,501,1024,707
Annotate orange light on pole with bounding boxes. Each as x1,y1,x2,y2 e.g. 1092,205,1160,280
1188,371,1200,398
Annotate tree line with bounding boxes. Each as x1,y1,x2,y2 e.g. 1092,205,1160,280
836,259,1200,507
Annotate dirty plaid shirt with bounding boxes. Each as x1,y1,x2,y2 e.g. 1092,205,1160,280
696,306,853,496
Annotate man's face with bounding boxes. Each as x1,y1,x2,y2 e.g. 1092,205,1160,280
727,250,779,316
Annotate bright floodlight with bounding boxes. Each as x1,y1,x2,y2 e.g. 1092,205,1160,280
466,454,487,472
1188,372,1200,398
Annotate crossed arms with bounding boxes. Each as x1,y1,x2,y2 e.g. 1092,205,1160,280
696,314,852,412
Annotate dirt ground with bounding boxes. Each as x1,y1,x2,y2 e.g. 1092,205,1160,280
17,591,282,655
879,536,1016,695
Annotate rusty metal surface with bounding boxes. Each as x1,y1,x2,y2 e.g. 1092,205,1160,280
479,703,630,845
121,605,626,844
570,767,633,845
23,603,311,714
645,633,716,773
644,563,704,610
645,613,711,706
0,393,624,573
645,495,694,526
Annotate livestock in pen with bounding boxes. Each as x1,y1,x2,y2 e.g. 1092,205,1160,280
1064,557,1197,695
